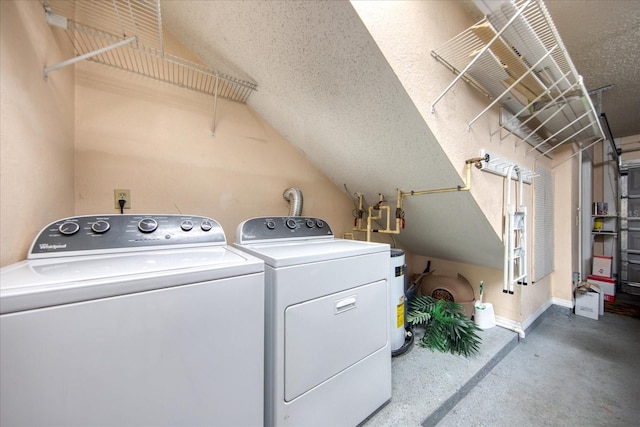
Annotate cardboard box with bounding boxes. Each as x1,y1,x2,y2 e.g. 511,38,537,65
575,286,602,320
587,275,616,302
592,255,612,278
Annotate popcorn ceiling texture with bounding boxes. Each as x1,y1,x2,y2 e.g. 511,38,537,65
160,0,639,268
160,0,505,268
544,0,640,139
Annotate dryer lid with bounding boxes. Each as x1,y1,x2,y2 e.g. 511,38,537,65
234,239,389,268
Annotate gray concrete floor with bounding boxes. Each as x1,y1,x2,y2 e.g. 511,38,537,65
364,307,640,426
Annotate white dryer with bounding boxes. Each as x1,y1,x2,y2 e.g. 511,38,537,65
235,216,391,427
0,214,264,427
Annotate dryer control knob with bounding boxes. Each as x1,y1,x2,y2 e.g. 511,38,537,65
58,221,80,235
138,218,158,233
285,218,297,230
91,220,110,234
266,220,276,230
181,220,194,231
305,219,315,228
201,220,213,231
316,219,325,228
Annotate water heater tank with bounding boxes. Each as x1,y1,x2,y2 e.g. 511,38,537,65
390,249,406,352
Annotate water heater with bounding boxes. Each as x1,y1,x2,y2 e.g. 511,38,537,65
390,249,406,352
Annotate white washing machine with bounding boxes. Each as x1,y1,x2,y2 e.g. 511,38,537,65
0,214,265,427
234,216,391,427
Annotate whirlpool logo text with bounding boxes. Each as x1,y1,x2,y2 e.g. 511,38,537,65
39,243,67,250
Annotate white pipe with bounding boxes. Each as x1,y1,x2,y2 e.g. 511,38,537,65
504,165,516,293
578,146,583,282
511,168,524,294
494,317,526,338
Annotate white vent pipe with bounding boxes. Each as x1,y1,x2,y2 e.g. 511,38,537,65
283,187,303,216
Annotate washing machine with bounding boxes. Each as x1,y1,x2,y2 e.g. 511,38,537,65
234,216,391,427
0,214,265,427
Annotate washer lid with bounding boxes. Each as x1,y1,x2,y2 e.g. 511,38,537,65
234,239,390,268
0,246,263,314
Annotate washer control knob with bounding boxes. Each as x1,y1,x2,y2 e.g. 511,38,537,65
305,219,315,228
266,220,276,230
91,220,110,234
181,220,194,231
138,218,158,233
59,221,80,235
315,219,325,228
285,218,297,230
201,220,213,232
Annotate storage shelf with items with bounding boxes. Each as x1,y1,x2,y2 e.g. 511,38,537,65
590,199,618,289
591,215,618,236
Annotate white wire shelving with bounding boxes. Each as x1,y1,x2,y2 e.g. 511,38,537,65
431,0,605,158
41,0,258,134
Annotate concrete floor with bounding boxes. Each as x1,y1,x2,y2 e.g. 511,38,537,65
364,305,640,426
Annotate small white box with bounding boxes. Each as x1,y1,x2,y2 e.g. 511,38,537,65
592,256,612,278
575,287,602,320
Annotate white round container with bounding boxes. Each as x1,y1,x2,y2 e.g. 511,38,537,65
474,302,496,330
390,249,406,352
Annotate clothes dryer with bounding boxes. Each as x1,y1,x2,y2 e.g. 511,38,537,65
1,214,264,427
235,216,391,427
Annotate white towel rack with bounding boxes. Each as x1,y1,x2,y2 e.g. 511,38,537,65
481,151,536,185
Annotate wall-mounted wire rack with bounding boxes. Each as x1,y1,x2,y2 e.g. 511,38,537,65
431,0,605,159
41,0,258,135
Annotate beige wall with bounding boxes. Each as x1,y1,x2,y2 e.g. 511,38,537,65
620,134,640,162
551,144,579,302
73,59,355,239
1,0,587,328
354,1,560,326
0,1,75,266
0,0,355,268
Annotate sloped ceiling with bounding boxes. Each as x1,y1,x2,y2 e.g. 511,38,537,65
161,0,504,268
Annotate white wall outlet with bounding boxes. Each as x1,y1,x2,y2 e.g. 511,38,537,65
114,189,131,209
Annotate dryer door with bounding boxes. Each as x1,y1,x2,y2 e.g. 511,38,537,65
284,279,387,401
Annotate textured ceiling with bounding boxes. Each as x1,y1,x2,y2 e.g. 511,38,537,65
159,0,638,267
160,0,504,268
546,0,640,141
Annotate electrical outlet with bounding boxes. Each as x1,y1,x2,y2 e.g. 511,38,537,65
114,189,131,210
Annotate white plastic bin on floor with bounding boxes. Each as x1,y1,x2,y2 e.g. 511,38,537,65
474,303,496,329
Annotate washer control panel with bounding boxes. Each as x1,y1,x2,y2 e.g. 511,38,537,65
29,214,226,258
236,216,333,243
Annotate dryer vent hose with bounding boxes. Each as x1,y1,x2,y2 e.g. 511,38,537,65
283,187,303,216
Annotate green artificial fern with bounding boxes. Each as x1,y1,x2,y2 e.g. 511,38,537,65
407,295,482,357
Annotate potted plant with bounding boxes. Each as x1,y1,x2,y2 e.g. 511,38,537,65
407,295,481,357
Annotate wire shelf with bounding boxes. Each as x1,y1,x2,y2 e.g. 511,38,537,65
431,0,604,157
42,0,257,104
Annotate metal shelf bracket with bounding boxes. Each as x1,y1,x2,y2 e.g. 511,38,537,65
43,35,137,81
